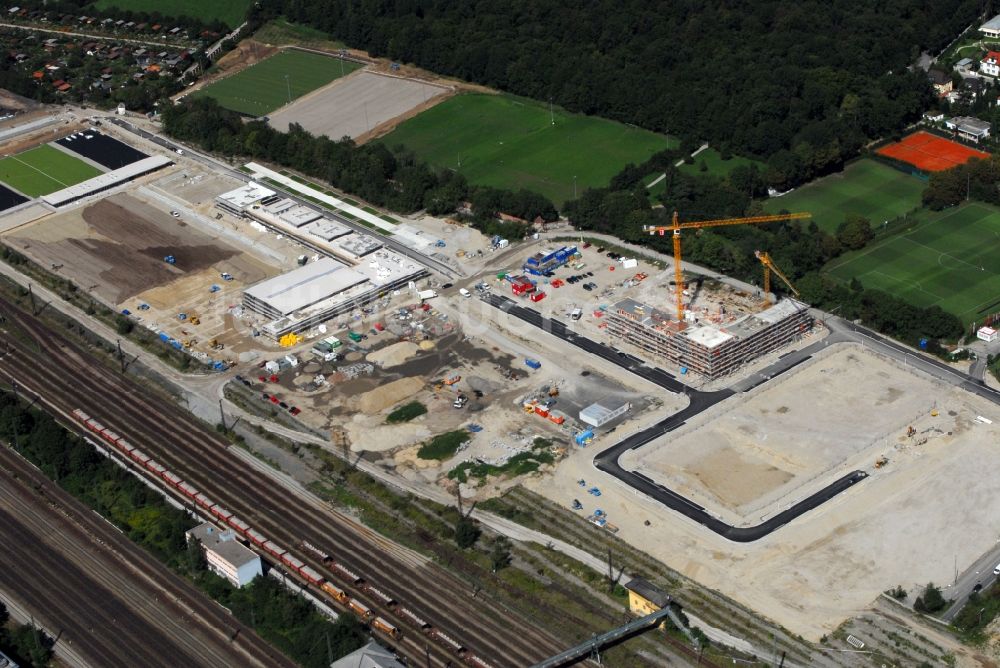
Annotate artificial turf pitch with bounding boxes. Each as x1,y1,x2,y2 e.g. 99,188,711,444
825,202,1000,324
763,159,925,234
193,49,361,117
0,145,102,197
379,93,676,207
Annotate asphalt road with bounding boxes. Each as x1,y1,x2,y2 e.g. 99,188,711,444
484,292,869,542
106,117,458,278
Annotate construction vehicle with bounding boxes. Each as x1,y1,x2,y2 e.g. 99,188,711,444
754,250,800,305
189,316,200,325
906,426,916,437
643,211,810,321
571,499,583,510
453,394,468,409
875,456,889,469
548,386,559,397
443,375,461,385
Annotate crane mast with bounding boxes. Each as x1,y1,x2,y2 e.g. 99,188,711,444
644,211,810,321
754,250,800,305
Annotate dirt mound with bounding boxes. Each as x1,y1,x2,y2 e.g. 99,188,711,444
358,377,424,414
367,341,419,367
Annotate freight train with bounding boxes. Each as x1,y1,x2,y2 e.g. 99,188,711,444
72,409,497,667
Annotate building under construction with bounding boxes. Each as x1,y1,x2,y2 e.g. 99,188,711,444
607,297,813,379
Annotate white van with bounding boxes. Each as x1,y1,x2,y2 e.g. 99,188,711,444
459,288,472,298
993,563,1000,576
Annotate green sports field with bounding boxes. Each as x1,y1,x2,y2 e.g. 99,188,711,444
764,159,925,233
825,202,1000,324
193,50,361,117
0,145,102,197
94,0,252,28
379,93,677,207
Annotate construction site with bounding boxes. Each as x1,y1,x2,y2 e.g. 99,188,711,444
4,115,998,652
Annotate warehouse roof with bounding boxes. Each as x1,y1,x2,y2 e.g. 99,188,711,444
216,182,275,210
330,641,404,668
982,13,1000,31
625,577,670,608
42,154,172,206
279,204,322,227
579,400,630,425
306,219,352,241
210,539,260,568
243,257,367,316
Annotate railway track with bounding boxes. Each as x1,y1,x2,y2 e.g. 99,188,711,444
0,448,288,668
0,300,566,667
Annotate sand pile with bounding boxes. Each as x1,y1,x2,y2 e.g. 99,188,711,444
345,419,431,452
367,341,419,367
358,377,424,414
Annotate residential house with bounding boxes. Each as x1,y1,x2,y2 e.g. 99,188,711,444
923,110,945,123
983,13,1000,39
956,57,974,72
982,51,1000,78
945,116,992,143
928,68,953,96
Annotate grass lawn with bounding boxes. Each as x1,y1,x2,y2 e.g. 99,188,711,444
764,159,925,233
193,49,361,117
0,145,102,197
253,18,345,50
94,0,252,27
379,93,677,208
678,148,763,178
824,202,1000,324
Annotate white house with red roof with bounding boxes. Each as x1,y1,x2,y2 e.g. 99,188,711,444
982,50,1000,77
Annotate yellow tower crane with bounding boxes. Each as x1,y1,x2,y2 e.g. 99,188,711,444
643,211,810,321
754,250,800,305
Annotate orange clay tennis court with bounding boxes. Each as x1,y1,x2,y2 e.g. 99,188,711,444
876,131,990,171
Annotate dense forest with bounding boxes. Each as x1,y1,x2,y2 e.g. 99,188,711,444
923,155,1000,209
256,0,978,187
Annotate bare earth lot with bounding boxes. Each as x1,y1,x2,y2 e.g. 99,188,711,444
530,343,1000,639
6,193,241,304
267,71,449,141
624,348,935,523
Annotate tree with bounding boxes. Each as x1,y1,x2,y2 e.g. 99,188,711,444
453,516,480,549
489,536,512,573
836,214,873,250
115,315,134,335
914,582,947,613
187,536,208,573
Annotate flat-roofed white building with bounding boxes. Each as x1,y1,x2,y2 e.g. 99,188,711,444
243,257,368,320
579,400,631,427
983,13,1000,38
186,522,261,588
279,204,322,228
214,182,276,217
41,155,173,207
